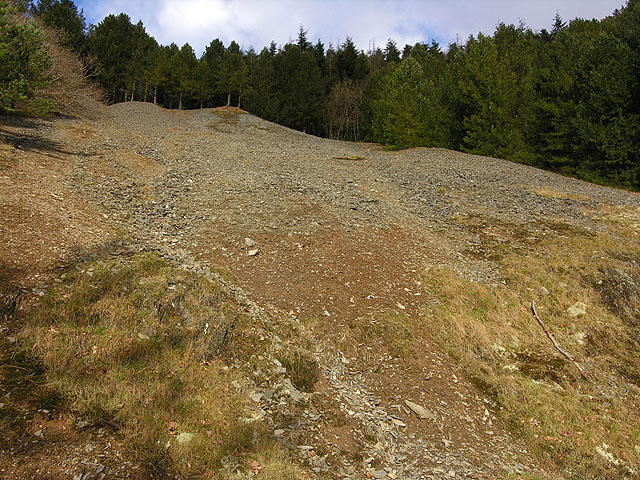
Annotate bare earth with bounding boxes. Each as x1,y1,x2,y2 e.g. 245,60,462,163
1,102,639,479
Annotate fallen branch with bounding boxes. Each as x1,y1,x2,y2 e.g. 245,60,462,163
531,300,590,381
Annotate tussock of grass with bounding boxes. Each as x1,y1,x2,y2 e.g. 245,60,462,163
277,346,319,392
422,214,640,479
13,253,305,478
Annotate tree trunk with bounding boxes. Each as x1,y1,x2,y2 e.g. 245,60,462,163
237,89,242,109
130,81,135,102
179,91,183,110
144,83,148,102
153,85,158,105
226,91,231,107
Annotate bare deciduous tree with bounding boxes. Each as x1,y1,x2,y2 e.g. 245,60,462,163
325,79,362,141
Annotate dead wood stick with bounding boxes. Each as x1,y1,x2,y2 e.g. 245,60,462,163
531,300,590,381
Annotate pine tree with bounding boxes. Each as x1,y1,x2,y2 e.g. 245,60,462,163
86,13,147,103
297,25,311,52
31,0,86,52
218,41,247,107
384,39,400,63
273,43,324,134
175,43,197,109
0,0,51,113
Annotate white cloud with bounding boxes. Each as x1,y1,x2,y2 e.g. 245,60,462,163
78,0,626,55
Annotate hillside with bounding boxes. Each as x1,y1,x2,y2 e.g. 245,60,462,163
1,102,640,479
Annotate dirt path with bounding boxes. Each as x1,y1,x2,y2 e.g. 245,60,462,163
2,103,639,479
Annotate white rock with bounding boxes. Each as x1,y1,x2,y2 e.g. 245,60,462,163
248,249,259,256
595,443,619,465
566,302,587,317
404,400,434,420
176,432,194,445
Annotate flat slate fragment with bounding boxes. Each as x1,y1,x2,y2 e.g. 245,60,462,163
405,400,434,420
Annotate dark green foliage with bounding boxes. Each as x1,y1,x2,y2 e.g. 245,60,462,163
85,13,146,103
359,4,640,189
30,0,86,52
175,43,198,109
0,0,51,113
218,41,248,107
336,37,369,81
384,39,401,63
457,25,539,163
273,44,324,134
244,46,277,119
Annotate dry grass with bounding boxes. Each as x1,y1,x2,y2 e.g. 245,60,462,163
11,253,307,478
422,212,640,479
276,345,319,392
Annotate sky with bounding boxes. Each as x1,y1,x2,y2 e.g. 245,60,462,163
76,0,626,55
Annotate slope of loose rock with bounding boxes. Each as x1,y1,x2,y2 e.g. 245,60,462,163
2,101,639,479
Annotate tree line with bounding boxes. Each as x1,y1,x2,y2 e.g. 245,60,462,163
3,0,640,189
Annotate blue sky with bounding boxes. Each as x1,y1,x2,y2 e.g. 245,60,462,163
76,0,625,55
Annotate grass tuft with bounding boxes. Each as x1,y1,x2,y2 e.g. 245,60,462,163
277,346,319,392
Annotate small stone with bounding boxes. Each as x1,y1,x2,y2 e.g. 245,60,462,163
244,237,256,247
263,389,274,401
248,249,259,256
372,470,387,479
540,286,550,296
391,418,406,427
566,302,587,317
7,337,16,343
405,400,434,420
396,303,406,310
176,432,194,445
251,393,263,402
595,443,620,465
289,388,304,402
274,429,285,437
34,430,43,438
137,332,150,340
